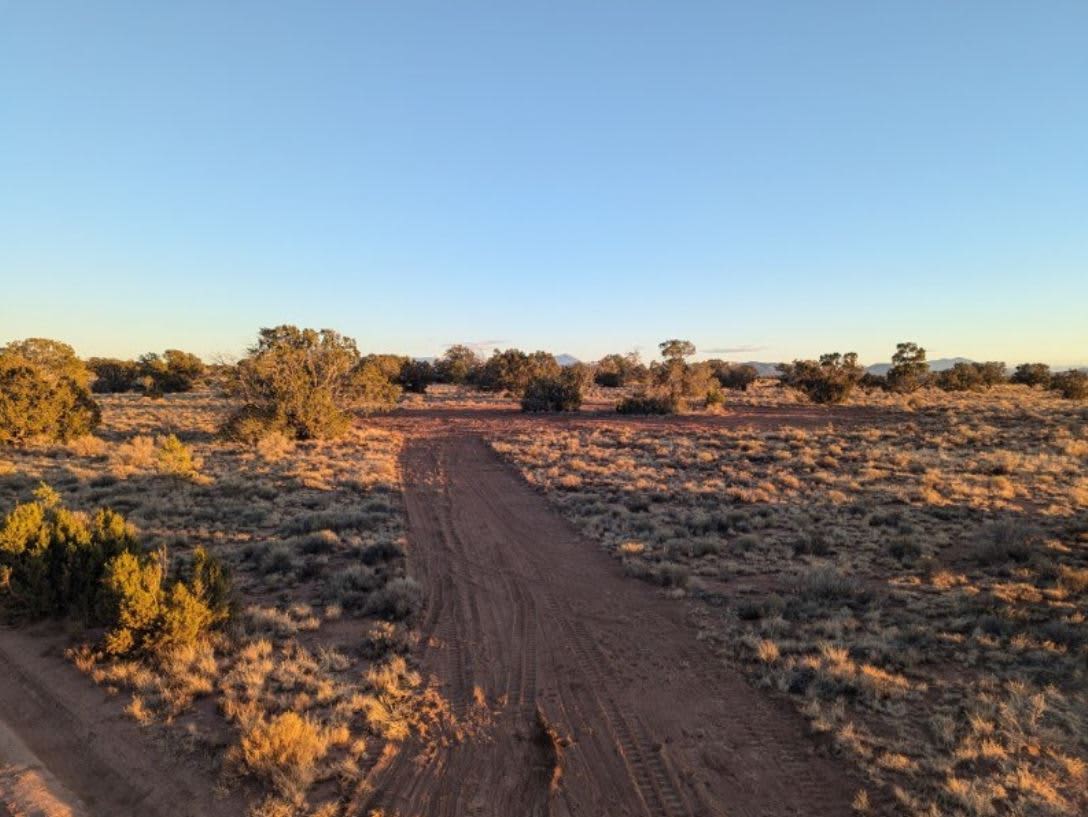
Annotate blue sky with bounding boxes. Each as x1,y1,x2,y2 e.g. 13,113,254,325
2,1,1086,365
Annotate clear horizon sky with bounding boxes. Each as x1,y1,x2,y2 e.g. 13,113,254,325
2,2,1086,366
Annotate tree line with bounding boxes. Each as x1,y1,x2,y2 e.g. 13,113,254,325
776,342,1087,403
1,331,1085,446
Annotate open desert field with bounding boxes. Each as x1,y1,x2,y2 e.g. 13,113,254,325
1,382,1085,817
4,5,1087,815
490,385,1088,817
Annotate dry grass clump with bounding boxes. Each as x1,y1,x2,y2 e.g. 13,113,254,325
237,711,333,798
109,433,209,482
492,386,1088,817
66,434,108,457
359,621,413,660
359,656,423,741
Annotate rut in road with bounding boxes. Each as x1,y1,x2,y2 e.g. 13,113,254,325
352,431,858,817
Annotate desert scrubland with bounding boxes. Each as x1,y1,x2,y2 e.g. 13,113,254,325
1,336,1085,817
493,384,1088,817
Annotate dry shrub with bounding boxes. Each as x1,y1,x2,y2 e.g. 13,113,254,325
795,566,868,605
241,605,321,638
66,435,107,457
1057,565,1088,595
617,541,645,556
973,521,1039,566
126,694,154,725
238,711,329,798
110,433,206,481
521,372,583,412
111,434,158,471
360,621,411,660
155,434,206,481
756,639,780,663
256,431,295,461
652,561,690,588
616,394,678,415
366,577,423,621
360,656,422,741
154,639,219,714
221,404,287,446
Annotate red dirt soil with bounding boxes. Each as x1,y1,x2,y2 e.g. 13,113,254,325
0,709,87,817
0,628,244,817
350,426,863,817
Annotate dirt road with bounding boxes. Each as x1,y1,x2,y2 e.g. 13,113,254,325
0,629,242,817
0,711,87,817
353,430,859,817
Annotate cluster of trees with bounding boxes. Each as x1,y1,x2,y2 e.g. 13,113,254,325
0,338,101,444
590,349,758,395
88,350,206,395
777,343,948,404
474,349,561,394
712,362,760,391
414,344,585,412
417,342,753,414
0,339,215,445
0,485,231,656
0,328,456,445
84,351,203,395
1048,369,1088,400
222,341,581,411
422,339,757,414
432,344,478,384
594,353,647,387
611,340,723,414
776,343,1088,404
1009,363,1088,399
0,339,216,445
934,361,1011,392
778,353,865,404
420,344,571,395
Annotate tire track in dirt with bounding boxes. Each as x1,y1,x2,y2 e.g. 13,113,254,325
454,434,859,815
350,437,554,817
354,429,863,817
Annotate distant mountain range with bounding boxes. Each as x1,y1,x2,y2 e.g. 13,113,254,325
864,357,973,376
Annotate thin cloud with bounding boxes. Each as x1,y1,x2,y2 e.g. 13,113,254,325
445,339,508,353
702,344,767,355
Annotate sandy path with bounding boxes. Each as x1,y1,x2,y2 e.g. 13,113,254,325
0,629,243,817
352,430,860,816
